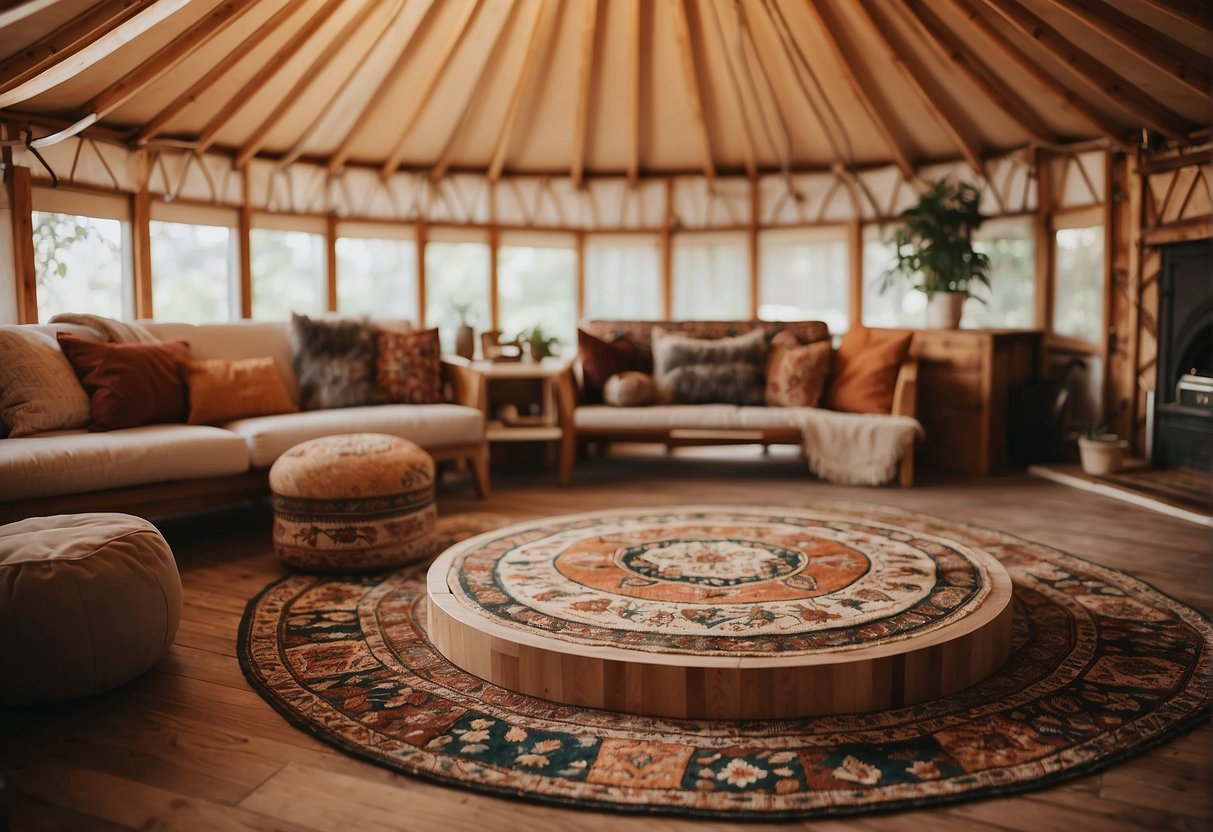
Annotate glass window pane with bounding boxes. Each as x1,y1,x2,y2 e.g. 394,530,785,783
1052,225,1105,343
150,220,234,323
861,226,925,327
336,237,418,323
32,212,127,322
758,229,849,333
672,233,748,319
968,217,1035,329
250,229,326,320
424,241,490,353
583,234,662,320
497,244,577,355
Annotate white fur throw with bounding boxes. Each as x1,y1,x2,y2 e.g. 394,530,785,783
793,409,924,486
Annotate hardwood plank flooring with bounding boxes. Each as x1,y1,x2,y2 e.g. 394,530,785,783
2,450,1210,831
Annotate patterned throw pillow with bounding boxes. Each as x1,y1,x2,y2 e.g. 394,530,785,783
183,357,299,424
765,331,832,407
290,314,383,410
651,327,767,405
0,329,90,436
57,334,192,431
377,328,445,404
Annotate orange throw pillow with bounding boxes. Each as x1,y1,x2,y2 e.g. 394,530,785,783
765,331,831,407
184,357,298,425
824,328,913,414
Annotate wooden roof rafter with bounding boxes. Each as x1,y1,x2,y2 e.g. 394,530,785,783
1133,0,1213,33
136,0,310,145
669,0,716,186
734,1,798,172
234,0,386,169
978,0,1192,139
429,0,521,182
570,0,600,189
0,0,66,32
626,0,642,186
703,0,757,180
194,0,346,154
1039,0,1211,98
852,0,983,174
379,0,486,179
799,0,914,182
487,0,554,183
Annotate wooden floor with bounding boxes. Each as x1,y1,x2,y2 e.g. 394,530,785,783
3,448,1211,832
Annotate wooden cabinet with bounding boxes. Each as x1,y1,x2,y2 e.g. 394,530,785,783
882,329,1043,475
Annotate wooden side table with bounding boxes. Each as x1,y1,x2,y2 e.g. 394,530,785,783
469,359,570,458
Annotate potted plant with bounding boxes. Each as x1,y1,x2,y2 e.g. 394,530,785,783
1077,424,1128,476
878,177,991,329
518,325,561,362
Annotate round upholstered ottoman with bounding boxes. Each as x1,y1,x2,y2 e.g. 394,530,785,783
0,513,181,705
269,433,437,572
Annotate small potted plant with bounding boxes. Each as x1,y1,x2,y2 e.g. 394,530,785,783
878,177,992,328
1077,424,1128,476
518,325,561,362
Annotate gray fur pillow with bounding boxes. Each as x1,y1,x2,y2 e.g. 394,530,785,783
290,314,383,410
651,327,767,405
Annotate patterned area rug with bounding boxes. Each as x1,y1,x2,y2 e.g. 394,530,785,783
239,504,1212,820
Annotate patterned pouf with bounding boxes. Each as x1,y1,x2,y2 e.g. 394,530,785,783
270,433,436,572
0,513,181,705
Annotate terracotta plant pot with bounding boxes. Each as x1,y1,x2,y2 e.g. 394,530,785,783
1078,435,1127,476
927,292,966,329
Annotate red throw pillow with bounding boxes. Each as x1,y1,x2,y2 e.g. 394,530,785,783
578,329,650,404
824,328,913,414
57,334,191,431
377,328,445,404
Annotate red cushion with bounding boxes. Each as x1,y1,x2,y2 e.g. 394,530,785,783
577,329,650,404
57,334,191,431
376,328,445,404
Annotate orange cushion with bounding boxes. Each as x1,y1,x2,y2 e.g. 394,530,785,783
824,328,912,414
184,357,298,425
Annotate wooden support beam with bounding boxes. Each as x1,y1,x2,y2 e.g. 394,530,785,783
86,0,260,120
1039,0,1210,97
137,0,309,145
1133,0,1213,34
570,0,599,189
978,0,1192,139
325,213,338,313
669,0,716,186
661,177,673,318
748,177,759,318
235,0,383,170
0,0,154,96
626,0,641,186
195,0,345,155
379,0,485,179
0,0,190,110
488,226,499,332
130,152,152,319
707,0,756,179
1034,148,1053,331
853,0,983,174
900,0,1051,141
848,219,863,329
238,166,252,319
4,160,38,323
487,0,552,183
945,0,1128,147
416,220,427,328
0,0,69,32
800,0,914,181
575,230,585,320
327,0,441,175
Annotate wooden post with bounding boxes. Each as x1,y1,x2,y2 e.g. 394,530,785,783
661,177,673,318
130,151,152,320
748,177,759,319
575,229,585,320
1101,149,1115,425
1125,147,1144,452
238,166,253,319
325,212,338,312
848,219,863,330
3,160,38,324
1034,148,1052,334
416,219,427,328
489,183,499,331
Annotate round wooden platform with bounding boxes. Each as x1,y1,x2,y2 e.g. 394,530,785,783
425,505,1013,719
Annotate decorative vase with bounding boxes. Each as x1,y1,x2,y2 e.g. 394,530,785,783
1078,435,1127,476
454,323,475,360
926,292,966,329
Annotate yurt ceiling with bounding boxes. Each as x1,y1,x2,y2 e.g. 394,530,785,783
1,0,1210,187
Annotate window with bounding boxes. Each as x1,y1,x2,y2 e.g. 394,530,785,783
497,231,577,354
149,203,238,324
31,189,131,322
424,231,490,354
1052,223,1105,344
968,216,1035,329
758,227,849,333
336,223,418,324
250,220,326,321
861,224,924,328
672,232,748,319
583,234,662,320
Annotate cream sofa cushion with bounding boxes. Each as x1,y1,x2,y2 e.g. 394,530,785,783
574,404,742,431
0,424,250,501
0,513,181,704
0,328,91,436
144,320,299,404
225,403,485,467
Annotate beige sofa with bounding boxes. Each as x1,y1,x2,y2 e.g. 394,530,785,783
555,320,919,487
0,320,488,523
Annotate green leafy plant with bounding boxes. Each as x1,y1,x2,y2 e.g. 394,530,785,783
1081,423,1115,441
517,324,561,359
878,178,992,301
